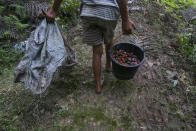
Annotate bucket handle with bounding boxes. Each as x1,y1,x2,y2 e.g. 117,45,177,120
114,31,145,50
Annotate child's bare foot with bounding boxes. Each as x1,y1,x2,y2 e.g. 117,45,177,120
96,87,102,94
105,65,112,72
96,79,104,94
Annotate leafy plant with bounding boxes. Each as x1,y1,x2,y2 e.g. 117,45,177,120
177,32,196,63
157,0,196,8
50,0,80,28
144,0,196,63
9,4,26,18
2,15,28,31
0,2,30,70
0,5,4,13
0,47,24,70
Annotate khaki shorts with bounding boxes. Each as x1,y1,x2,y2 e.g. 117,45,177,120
81,17,117,46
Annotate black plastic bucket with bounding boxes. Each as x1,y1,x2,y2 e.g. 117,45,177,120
110,42,145,80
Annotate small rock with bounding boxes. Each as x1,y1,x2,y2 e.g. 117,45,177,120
90,117,94,121
156,62,161,66
97,121,101,126
191,15,196,21
40,109,45,114
166,70,177,80
74,36,80,41
140,126,147,130
93,122,96,126
129,6,143,11
147,61,154,67
128,0,135,5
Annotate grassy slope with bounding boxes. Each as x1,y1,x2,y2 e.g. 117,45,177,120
0,1,196,130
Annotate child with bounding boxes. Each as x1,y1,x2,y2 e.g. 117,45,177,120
46,0,135,93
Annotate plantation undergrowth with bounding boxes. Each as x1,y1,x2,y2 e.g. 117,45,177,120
157,0,196,63
144,0,196,64
0,0,196,130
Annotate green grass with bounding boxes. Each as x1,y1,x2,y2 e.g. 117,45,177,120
0,66,16,92
156,0,196,8
0,0,196,130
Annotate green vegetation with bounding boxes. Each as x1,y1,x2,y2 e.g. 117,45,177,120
57,106,117,129
177,32,196,63
0,1,29,40
0,0,195,130
50,0,80,29
0,48,23,70
157,0,196,8
0,1,29,70
0,0,80,71
158,0,196,63
145,0,196,63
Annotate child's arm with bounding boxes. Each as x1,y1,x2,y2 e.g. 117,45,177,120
117,0,136,34
45,0,63,21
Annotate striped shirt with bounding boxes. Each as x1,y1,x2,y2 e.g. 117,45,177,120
80,0,120,21
80,0,119,8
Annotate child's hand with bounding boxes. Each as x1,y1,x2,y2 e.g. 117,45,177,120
44,8,57,22
122,18,136,34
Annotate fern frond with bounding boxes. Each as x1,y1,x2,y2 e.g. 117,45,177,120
0,28,19,40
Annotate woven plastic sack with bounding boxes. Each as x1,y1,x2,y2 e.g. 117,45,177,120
14,19,77,94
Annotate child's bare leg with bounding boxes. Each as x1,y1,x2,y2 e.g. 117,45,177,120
105,39,114,72
93,44,103,93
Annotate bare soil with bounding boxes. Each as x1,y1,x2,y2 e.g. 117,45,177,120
0,1,195,130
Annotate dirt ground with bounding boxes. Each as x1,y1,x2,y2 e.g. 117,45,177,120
0,1,195,130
